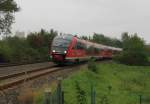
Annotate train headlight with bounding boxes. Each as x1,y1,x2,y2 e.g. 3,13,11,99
53,50,56,53
64,51,67,54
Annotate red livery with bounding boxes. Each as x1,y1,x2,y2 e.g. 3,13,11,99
50,34,122,64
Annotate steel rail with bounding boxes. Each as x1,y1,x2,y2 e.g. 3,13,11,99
0,61,49,67
0,66,61,90
0,65,56,80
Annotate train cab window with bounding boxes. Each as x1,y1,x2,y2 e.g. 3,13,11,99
51,35,73,52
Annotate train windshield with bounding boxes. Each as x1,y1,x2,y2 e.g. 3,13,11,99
51,35,73,53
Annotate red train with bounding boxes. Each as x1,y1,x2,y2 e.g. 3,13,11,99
50,34,122,64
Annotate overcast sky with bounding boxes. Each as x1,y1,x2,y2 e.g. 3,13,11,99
12,0,150,42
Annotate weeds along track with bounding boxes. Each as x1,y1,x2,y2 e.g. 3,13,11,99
0,65,63,90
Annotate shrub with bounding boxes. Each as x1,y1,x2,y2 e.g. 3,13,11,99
88,59,98,73
116,51,148,66
115,33,149,66
0,42,12,62
75,81,87,104
0,29,57,63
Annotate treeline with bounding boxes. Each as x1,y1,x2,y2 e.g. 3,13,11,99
0,29,57,63
0,29,150,66
115,32,150,65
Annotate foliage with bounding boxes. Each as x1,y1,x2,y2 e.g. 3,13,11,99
0,29,57,63
0,0,19,12
88,59,98,73
0,41,12,62
145,44,150,57
80,33,122,48
100,95,109,104
75,81,87,104
0,0,19,35
92,33,122,48
62,62,150,104
80,36,88,40
115,33,149,65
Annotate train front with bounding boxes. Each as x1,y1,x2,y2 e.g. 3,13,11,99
50,35,73,64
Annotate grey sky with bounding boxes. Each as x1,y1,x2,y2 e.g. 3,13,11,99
13,0,150,42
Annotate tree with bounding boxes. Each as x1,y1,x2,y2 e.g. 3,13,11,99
116,33,149,65
26,29,57,61
0,0,19,35
80,36,88,40
92,33,122,48
0,41,12,62
146,44,150,56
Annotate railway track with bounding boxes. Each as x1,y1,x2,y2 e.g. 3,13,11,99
0,61,49,67
0,62,55,76
0,60,109,90
0,65,62,90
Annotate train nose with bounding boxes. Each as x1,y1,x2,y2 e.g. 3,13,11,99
52,54,64,61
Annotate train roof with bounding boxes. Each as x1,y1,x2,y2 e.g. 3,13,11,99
79,37,122,51
58,34,122,51
96,44,122,51
104,46,122,51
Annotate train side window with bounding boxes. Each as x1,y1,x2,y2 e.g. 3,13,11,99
76,42,85,50
81,43,86,50
94,47,100,54
76,42,81,49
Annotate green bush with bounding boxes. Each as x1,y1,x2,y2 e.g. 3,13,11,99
75,81,87,104
115,33,149,66
0,29,57,63
116,51,148,66
0,42,12,62
88,59,98,73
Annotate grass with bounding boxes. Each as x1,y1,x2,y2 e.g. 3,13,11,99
62,61,150,104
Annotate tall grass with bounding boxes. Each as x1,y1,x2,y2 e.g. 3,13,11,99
62,61,150,104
